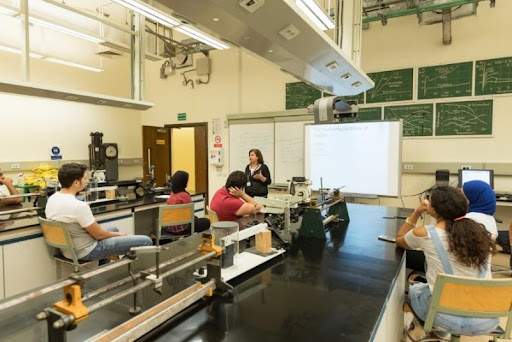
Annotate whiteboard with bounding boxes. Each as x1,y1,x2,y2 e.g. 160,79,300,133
305,121,402,197
229,123,275,178
274,121,313,183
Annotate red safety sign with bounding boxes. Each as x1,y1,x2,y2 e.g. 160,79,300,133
214,135,222,144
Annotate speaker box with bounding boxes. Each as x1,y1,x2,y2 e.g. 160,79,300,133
435,169,450,187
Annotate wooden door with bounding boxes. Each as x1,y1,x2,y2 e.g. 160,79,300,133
194,125,208,200
167,123,209,202
142,126,170,186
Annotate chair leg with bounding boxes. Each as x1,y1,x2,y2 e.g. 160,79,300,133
56,262,61,279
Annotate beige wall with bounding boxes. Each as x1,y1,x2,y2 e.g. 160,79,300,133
358,2,512,212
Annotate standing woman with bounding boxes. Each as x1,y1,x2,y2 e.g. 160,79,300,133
166,171,210,234
244,149,272,198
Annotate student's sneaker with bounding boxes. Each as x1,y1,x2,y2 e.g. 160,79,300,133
431,329,451,340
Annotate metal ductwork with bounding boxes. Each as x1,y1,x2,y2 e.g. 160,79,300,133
362,0,491,25
154,0,374,96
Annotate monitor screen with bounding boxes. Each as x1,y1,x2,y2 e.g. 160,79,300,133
458,169,494,189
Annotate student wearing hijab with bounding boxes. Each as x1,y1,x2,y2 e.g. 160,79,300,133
166,171,210,235
462,180,498,239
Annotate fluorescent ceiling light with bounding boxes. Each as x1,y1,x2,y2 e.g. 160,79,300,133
111,0,229,50
175,25,229,50
111,0,180,27
0,45,44,58
0,44,103,72
44,57,103,72
29,17,104,44
0,4,17,16
296,0,335,30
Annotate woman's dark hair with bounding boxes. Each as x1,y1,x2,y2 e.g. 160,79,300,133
59,163,87,188
225,171,247,189
171,171,189,194
430,186,495,269
249,149,264,164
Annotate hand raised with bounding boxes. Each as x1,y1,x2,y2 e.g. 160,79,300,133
228,186,244,198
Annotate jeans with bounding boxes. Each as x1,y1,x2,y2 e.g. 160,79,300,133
409,282,499,336
80,228,153,265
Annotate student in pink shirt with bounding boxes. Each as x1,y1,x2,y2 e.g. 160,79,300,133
166,171,210,234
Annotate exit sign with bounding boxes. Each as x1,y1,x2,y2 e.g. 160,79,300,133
177,112,187,121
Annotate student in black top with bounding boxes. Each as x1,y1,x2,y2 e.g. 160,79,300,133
244,149,271,198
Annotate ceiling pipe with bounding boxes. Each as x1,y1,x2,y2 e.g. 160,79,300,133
362,0,490,23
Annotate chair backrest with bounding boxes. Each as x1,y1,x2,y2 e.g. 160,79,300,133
424,273,512,338
158,203,195,240
206,205,219,223
38,217,80,266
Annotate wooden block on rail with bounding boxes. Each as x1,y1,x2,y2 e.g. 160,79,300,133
255,230,272,254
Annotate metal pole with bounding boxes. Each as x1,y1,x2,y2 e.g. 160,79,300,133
82,249,199,302
20,0,30,82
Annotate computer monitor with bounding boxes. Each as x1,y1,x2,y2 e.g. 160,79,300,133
458,169,494,189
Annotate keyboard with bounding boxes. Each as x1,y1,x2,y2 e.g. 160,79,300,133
495,192,512,202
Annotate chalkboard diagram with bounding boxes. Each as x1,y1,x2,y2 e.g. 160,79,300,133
366,68,413,103
384,104,433,136
476,57,512,95
358,107,382,121
418,62,473,99
436,100,493,136
286,82,322,109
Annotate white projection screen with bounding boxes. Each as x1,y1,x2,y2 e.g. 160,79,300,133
305,121,403,197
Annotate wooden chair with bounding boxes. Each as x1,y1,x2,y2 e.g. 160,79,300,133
157,203,195,244
206,205,219,223
408,273,512,342
38,217,96,278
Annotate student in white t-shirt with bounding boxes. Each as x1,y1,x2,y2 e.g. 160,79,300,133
0,171,21,205
45,163,152,265
396,186,497,336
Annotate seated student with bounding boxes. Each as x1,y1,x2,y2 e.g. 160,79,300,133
45,163,152,265
210,171,264,224
165,170,210,235
406,181,499,279
0,171,22,205
397,186,498,336
462,180,498,240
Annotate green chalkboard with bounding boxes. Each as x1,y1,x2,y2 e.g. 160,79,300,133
366,68,413,103
384,104,433,137
286,82,321,109
418,62,473,99
475,57,512,95
358,107,382,121
436,100,493,136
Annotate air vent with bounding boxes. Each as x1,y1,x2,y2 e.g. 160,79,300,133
96,50,123,59
239,0,265,13
279,24,300,40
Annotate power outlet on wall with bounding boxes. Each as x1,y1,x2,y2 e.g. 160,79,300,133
10,164,20,170
403,164,414,170
461,165,471,170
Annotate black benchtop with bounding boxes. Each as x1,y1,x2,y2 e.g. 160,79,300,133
0,203,407,341
147,203,407,342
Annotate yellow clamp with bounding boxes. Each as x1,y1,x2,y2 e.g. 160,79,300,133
198,233,222,257
53,284,88,323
